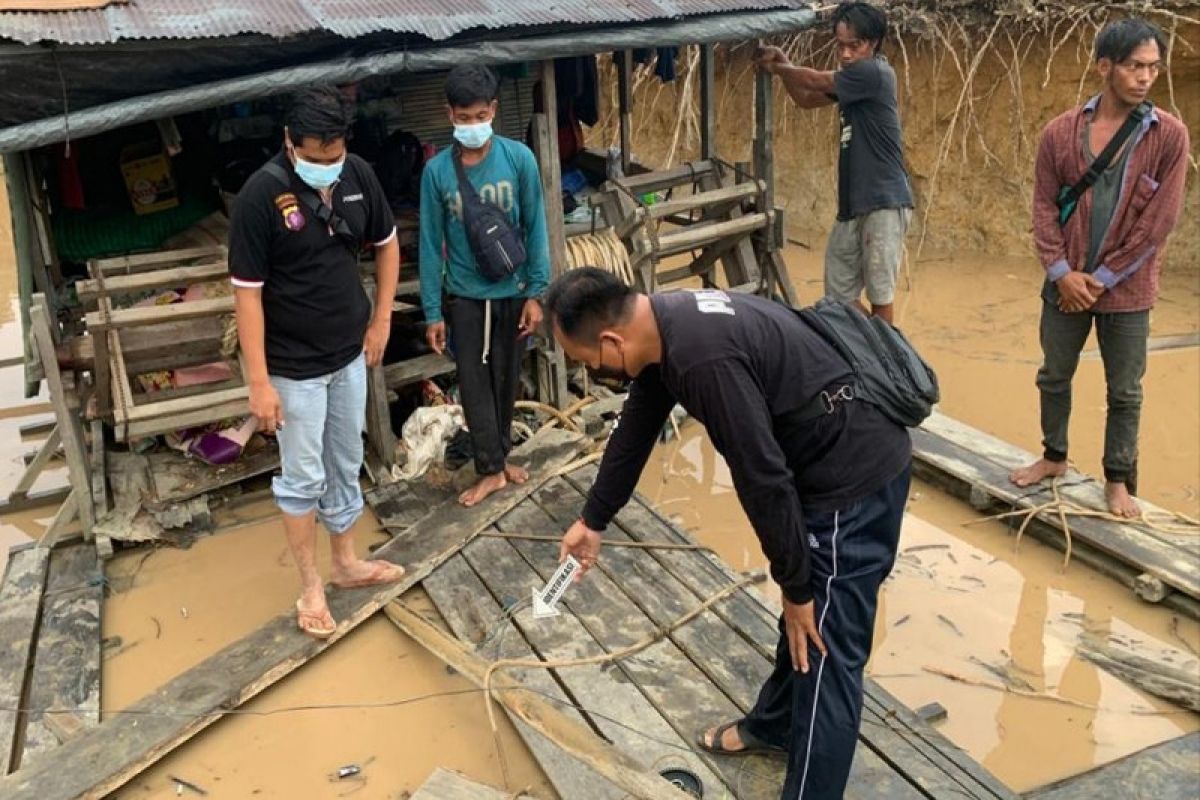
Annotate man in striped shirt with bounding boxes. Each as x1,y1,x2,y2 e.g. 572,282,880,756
1010,18,1190,517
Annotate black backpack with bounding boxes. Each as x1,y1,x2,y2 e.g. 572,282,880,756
798,298,939,428
378,129,426,211
452,146,527,282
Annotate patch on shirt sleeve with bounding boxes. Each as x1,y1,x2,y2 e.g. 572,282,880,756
274,192,306,232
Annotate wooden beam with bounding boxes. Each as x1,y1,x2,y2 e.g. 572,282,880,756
754,66,775,252
10,425,60,498
29,297,94,537
617,50,633,175
699,43,715,160
385,602,688,800
121,399,251,442
0,544,51,775
616,161,716,194
645,180,763,221
365,363,397,470
383,353,455,389
536,60,568,279
0,486,71,516
75,261,228,304
88,246,226,277
84,297,233,332
59,319,226,371
39,490,79,550
654,212,769,258
0,429,586,800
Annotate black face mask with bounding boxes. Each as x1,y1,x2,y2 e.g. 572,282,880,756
586,339,631,387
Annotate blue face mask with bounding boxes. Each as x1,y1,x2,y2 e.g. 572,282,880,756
453,120,494,150
292,153,344,190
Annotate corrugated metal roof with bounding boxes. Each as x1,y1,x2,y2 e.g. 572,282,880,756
0,0,812,45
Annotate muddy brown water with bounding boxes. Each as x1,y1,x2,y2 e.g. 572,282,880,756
1,165,1198,796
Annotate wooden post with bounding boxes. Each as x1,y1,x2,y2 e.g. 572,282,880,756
617,51,633,175
365,363,397,472
754,67,800,305
535,61,568,278
531,60,570,409
29,296,95,537
699,43,715,161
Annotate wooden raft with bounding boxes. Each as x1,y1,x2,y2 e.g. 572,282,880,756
912,411,1200,615
0,428,586,800
376,463,1017,799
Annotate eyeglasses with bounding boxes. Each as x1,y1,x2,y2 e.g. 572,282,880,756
1117,60,1162,76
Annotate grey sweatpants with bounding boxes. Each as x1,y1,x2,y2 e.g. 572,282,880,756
1036,300,1149,484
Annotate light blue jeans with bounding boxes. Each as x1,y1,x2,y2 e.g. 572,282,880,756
270,353,366,534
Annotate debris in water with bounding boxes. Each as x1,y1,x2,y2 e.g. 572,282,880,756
169,776,207,796
337,764,361,780
905,544,950,554
894,614,911,628
915,701,948,724
180,607,189,619
937,614,963,637
946,552,958,565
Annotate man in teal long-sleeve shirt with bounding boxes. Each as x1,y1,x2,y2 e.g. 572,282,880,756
420,64,551,507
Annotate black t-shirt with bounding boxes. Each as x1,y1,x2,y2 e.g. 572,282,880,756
581,290,911,604
833,56,913,221
228,151,395,379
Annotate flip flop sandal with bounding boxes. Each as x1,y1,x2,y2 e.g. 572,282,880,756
331,560,406,590
696,720,787,757
295,600,336,639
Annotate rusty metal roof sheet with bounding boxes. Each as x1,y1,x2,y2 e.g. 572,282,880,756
0,0,812,45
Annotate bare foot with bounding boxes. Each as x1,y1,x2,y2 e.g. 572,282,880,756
1105,481,1140,518
330,558,405,589
504,463,529,485
1009,458,1067,488
459,472,507,507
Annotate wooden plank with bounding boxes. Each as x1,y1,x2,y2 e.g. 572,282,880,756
385,600,687,800
411,767,534,800
88,246,226,276
618,161,718,195
122,386,248,423
422,555,626,800
76,261,228,304
617,50,633,176
0,545,51,775
84,297,233,332
141,445,279,510
494,498,770,797
655,233,747,286
912,412,1199,600
39,491,79,549
17,543,102,769
30,297,94,537
121,399,251,442
0,486,72,517
60,319,225,371
1028,732,1200,800
10,425,60,498
646,180,763,221
365,363,398,469
0,429,586,800
460,532,729,793
89,420,111,561
699,43,715,161
754,67,776,252
654,213,769,258
383,353,455,389
536,60,568,280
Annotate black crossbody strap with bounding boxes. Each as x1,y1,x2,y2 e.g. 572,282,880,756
1059,101,1151,210
260,161,359,253
451,145,481,203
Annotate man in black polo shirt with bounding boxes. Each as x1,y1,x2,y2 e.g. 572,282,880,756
229,86,403,638
755,2,913,324
545,268,911,799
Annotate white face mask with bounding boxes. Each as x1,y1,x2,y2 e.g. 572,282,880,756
453,120,494,150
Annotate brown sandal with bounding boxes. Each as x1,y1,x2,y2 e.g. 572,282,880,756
295,599,336,639
331,560,406,590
